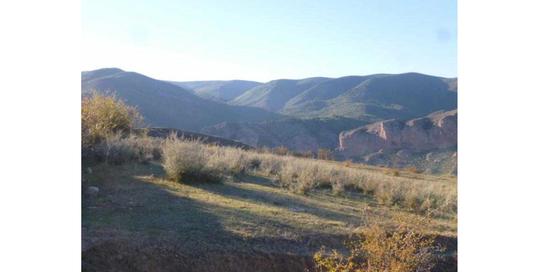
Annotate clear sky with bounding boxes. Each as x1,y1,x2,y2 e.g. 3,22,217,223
82,0,456,82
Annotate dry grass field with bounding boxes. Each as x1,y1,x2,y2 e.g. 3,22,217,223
81,94,457,271
82,136,456,272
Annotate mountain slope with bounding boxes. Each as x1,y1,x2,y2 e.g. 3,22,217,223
230,77,330,112
309,73,457,121
170,80,261,102
229,73,457,122
284,75,380,109
201,117,367,152
82,68,281,131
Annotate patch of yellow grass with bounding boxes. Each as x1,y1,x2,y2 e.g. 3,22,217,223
135,170,455,239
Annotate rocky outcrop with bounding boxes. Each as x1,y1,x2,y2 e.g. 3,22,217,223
338,110,457,158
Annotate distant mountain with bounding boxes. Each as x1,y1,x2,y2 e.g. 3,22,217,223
230,73,457,122
82,68,281,131
170,80,261,102
201,117,367,152
230,77,331,112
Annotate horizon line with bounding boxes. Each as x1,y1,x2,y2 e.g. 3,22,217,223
82,67,458,84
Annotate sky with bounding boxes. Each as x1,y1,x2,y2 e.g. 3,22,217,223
82,0,456,82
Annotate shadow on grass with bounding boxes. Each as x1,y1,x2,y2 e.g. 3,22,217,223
82,162,456,272
82,163,322,272
189,175,366,226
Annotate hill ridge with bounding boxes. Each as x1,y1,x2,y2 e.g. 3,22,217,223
82,68,282,131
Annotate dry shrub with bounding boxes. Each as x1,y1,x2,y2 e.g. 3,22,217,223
256,146,272,154
384,169,400,176
331,180,345,196
161,135,267,183
161,136,221,183
404,166,422,174
314,216,438,272
157,137,456,215
297,167,318,191
82,91,142,148
257,154,285,176
94,134,161,164
317,148,333,160
273,146,290,156
296,150,315,159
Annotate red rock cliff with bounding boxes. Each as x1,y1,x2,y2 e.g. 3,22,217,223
338,110,457,157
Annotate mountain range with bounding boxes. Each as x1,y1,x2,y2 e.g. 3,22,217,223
82,68,457,173
82,68,280,131
230,73,457,122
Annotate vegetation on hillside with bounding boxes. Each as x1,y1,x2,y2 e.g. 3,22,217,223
85,125,456,215
230,73,457,122
81,91,142,148
124,135,456,216
82,93,456,271
171,80,262,102
314,216,438,272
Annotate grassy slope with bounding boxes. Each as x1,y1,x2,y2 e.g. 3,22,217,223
82,162,456,271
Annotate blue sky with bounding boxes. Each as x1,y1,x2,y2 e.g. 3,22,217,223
82,0,456,82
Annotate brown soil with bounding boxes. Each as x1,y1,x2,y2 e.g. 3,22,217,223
83,237,456,272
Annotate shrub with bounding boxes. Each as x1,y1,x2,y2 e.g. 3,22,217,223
157,137,456,215
290,150,314,159
317,148,333,160
93,133,161,164
161,136,221,183
384,169,400,176
273,146,290,156
404,166,422,174
314,216,437,272
257,154,285,176
330,181,345,196
81,91,142,148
